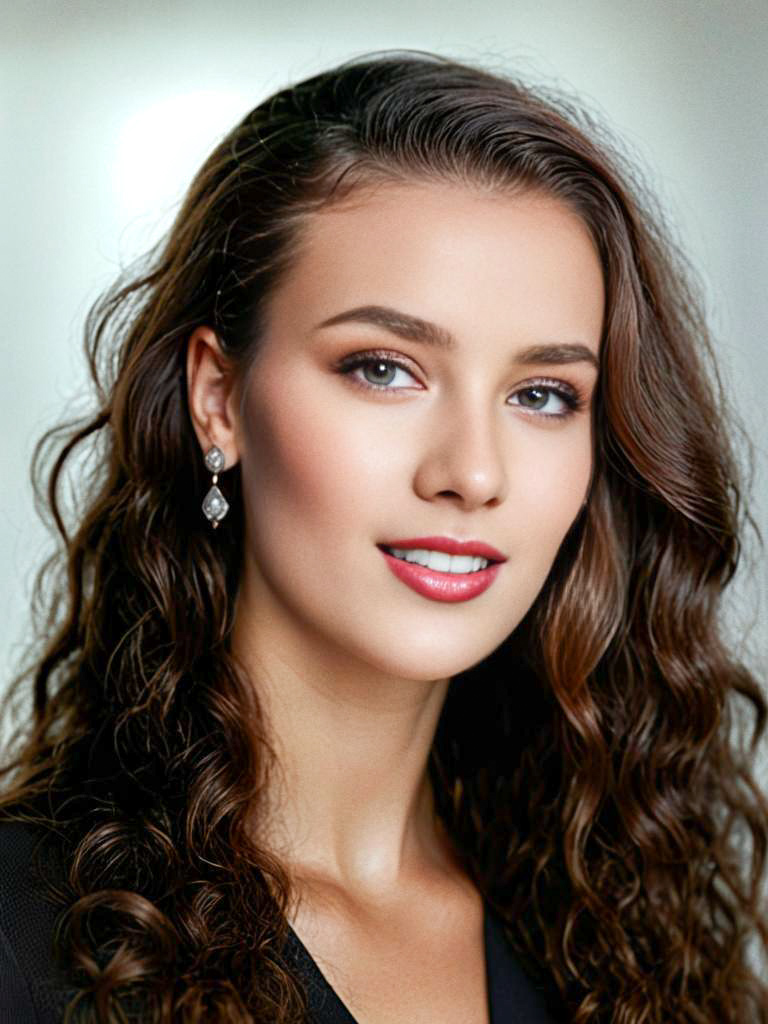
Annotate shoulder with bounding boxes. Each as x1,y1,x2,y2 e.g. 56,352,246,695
0,818,75,1024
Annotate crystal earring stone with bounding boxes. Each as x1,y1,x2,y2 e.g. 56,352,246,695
204,446,226,474
202,485,229,524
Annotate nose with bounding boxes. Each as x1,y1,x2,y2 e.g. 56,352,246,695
412,399,508,511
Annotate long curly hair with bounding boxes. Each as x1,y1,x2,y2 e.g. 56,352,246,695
1,50,766,1023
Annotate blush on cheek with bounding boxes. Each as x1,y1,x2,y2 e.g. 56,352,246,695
514,441,591,523
241,376,361,541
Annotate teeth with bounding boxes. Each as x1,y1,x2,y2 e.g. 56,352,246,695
388,547,490,573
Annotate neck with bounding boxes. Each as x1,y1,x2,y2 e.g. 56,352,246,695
232,577,454,902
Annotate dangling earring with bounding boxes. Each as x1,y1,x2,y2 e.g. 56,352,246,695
202,445,229,528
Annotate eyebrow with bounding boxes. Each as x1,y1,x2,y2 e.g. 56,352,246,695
316,304,600,370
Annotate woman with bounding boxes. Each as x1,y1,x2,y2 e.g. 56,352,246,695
1,50,766,1023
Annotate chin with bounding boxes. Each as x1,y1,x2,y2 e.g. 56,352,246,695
351,626,518,684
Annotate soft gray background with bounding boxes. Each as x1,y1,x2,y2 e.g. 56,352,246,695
1,0,766,787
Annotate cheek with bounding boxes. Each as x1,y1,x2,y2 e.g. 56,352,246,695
240,377,402,538
510,429,592,548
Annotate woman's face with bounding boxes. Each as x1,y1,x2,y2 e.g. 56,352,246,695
232,181,603,682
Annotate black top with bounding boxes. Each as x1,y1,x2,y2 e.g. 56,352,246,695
0,821,562,1023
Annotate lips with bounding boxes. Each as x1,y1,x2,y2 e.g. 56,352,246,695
377,536,506,603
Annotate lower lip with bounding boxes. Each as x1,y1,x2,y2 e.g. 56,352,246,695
379,548,503,603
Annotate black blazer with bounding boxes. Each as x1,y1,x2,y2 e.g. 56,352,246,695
0,821,562,1023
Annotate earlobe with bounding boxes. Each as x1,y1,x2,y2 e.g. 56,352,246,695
186,326,241,469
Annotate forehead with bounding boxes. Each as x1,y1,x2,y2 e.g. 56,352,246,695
264,180,605,353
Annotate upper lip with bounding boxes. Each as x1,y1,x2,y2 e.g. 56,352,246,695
379,536,507,562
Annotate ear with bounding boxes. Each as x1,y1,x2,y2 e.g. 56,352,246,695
186,326,242,469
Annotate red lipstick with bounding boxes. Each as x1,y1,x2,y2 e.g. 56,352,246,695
378,536,506,603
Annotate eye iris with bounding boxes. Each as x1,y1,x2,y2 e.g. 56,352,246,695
519,386,548,408
364,360,396,385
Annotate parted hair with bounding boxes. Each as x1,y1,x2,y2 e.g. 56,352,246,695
2,50,767,1023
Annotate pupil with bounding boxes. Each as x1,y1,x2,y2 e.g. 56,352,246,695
520,386,546,408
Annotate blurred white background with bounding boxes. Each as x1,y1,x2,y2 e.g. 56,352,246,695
1,0,766,784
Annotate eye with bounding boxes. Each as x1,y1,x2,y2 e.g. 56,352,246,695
507,381,583,419
336,352,422,392
336,354,585,419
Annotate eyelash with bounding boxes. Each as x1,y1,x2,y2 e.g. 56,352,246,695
335,350,587,420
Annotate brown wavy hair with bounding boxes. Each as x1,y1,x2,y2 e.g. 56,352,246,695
2,50,767,1023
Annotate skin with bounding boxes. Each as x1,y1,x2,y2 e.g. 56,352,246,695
186,180,604,1022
